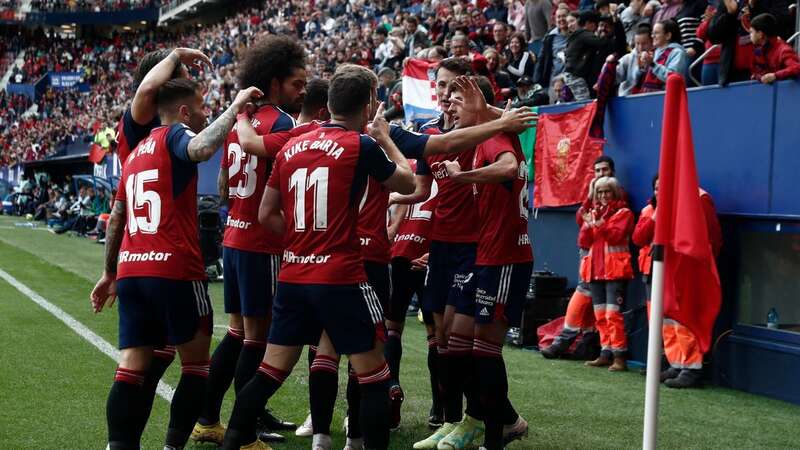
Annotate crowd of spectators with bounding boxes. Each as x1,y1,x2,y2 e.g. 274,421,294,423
6,173,113,239
0,0,19,12
29,0,158,12
2,0,798,167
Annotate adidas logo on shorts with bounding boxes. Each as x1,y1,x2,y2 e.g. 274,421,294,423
480,307,490,316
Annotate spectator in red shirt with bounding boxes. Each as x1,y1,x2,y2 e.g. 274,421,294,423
749,13,800,83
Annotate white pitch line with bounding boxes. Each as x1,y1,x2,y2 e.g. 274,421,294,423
0,268,175,401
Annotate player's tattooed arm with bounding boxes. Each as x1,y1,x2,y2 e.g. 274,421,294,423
104,200,126,274
91,200,125,313
218,166,229,205
186,87,264,162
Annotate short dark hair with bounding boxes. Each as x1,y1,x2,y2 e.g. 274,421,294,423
328,65,377,116
493,21,508,30
405,15,419,25
302,78,329,115
134,49,182,89
436,57,473,77
156,78,200,111
659,19,682,44
374,26,388,36
473,76,495,106
510,32,527,47
578,10,601,26
238,35,306,95
593,155,615,172
635,23,653,36
750,13,778,36
595,0,610,10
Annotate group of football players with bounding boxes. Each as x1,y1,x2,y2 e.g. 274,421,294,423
91,34,538,450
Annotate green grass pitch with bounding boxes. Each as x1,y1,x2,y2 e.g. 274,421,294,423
0,215,798,449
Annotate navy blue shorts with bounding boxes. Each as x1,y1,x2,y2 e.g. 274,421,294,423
117,277,213,350
223,247,280,317
423,240,477,315
386,257,426,323
268,281,386,355
364,260,391,311
474,263,533,327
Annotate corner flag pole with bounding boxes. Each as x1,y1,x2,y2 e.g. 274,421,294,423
643,245,665,450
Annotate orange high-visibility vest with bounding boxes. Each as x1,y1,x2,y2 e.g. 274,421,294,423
579,208,634,281
635,204,655,276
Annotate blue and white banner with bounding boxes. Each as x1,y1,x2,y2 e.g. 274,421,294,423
49,72,90,92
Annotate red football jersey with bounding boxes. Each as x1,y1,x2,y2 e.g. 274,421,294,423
222,105,294,254
422,143,479,243
116,108,160,168
267,124,397,284
356,178,391,263
116,124,206,280
391,160,438,260
473,133,533,266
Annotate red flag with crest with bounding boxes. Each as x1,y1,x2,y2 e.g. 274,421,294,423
533,103,604,207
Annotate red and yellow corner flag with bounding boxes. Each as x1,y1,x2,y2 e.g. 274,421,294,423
655,74,721,353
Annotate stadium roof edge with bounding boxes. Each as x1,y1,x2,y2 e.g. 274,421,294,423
159,0,224,25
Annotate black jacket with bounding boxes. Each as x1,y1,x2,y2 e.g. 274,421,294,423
707,0,792,86
534,33,557,87
565,22,626,88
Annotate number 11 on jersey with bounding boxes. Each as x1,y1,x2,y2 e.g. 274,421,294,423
289,167,329,232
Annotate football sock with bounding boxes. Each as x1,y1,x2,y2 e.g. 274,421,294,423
444,333,474,423
346,367,361,439
108,367,146,450
474,339,508,450
307,345,318,370
309,355,339,435
234,339,266,393
165,361,209,447
136,346,175,436
425,335,441,413
222,363,288,449
384,328,403,384
199,328,243,425
357,363,391,450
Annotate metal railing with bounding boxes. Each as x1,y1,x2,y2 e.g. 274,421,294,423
688,31,800,86
688,44,720,86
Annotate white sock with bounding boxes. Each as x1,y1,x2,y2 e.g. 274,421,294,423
312,433,332,450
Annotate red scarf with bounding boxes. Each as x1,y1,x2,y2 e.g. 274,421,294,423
633,47,675,94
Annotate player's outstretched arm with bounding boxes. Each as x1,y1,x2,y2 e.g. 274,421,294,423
368,103,415,194
187,87,263,162
444,152,518,184
424,79,537,156
389,174,432,205
132,48,212,125
424,105,537,156
258,186,285,235
91,200,125,313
